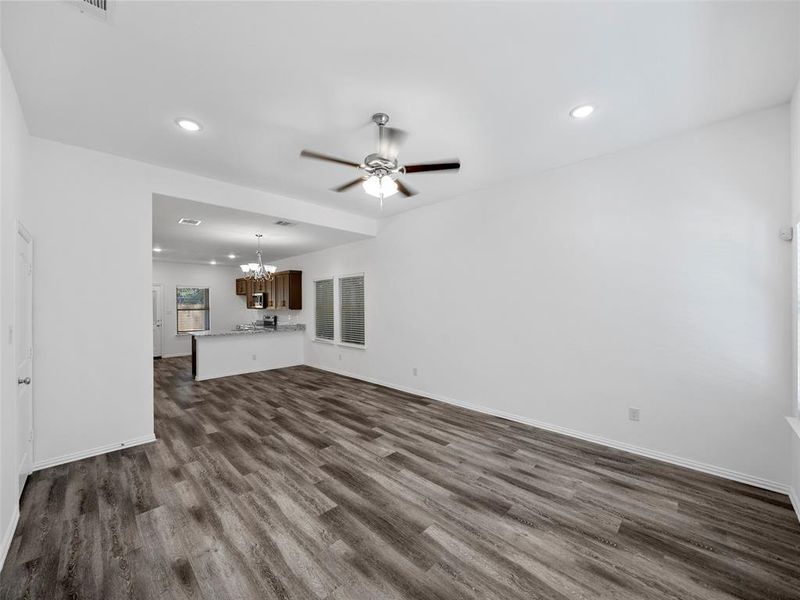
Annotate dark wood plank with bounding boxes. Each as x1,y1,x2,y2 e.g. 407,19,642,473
1,356,799,599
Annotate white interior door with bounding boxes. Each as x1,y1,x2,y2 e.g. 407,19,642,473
15,224,33,495
153,284,163,358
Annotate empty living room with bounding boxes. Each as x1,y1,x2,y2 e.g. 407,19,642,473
1,1,800,599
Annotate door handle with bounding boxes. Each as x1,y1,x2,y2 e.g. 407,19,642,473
17,377,30,385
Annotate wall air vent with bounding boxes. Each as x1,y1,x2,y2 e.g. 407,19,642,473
72,0,110,21
274,220,295,227
178,218,202,226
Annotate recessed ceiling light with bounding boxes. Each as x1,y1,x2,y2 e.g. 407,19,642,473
175,118,202,132
178,218,202,226
209,260,217,265
153,247,162,253
228,254,236,259
570,105,595,119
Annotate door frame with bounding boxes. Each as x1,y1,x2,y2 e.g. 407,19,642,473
15,220,34,493
153,283,164,358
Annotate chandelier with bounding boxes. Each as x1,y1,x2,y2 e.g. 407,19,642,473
239,234,276,281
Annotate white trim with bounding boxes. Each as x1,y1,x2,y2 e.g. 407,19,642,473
161,352,191,358
309,363,789,495
337,342,367,350
32,433,156,471
789,486,800,525
0,504,20,572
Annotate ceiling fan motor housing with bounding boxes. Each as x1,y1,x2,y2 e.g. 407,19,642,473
363,153,399,176
371,112,390,127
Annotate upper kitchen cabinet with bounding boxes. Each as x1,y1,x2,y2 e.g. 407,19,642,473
235,278,248,295
274,271,302,310
236,271,301,309
251,278,268,293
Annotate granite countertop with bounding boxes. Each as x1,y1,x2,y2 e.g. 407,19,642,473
192,324,306,338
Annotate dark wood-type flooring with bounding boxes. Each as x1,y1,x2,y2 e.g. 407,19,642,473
2,357,800,599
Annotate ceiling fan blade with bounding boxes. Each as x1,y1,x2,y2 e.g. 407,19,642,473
380,127,408,159
331,177,365,193
403,159,461,174
300,149,361,168
395,179,417,197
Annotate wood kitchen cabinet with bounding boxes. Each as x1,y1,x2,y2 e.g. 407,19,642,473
237,271,301,309
274,270,302,310
245,279,256,308
235,278,248,295
265,279,275,309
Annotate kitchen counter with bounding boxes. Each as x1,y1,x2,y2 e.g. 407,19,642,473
191,324,305,381
191,324,306,338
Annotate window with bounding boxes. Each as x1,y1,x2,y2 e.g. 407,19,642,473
176,287,210,333
340,274,365,346
315,279,334,341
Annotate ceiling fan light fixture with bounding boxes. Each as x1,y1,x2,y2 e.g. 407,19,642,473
362,175,398,199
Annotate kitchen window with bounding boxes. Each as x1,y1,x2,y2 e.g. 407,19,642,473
339,274,365,346
315,278,334,341
176,287,210,333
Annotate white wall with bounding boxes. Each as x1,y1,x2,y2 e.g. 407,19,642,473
0,50,29,563
153,260,266,357
21,132,375,470
278,106,793,490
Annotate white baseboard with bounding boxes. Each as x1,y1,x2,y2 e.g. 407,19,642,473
0,504,19,573
161,352,190,359
790,487,800,524
32,433,157,471
308,363,789,495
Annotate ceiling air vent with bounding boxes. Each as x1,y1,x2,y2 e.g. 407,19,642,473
72,0,111,21
274,220,295,227
178,218,202,226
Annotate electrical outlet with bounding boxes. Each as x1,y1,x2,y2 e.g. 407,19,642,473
338,354,342,361
251,354,257,361
412,367,418,376
628,407,640,422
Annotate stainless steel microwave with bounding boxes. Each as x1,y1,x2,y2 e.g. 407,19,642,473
252,293,265,309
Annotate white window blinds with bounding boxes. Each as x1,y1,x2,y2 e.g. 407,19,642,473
339,275,365,346
315,279,334,340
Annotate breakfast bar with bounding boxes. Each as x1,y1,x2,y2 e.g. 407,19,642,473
191,324,305,381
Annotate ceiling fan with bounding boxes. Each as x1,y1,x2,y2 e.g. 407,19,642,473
300,112,460,205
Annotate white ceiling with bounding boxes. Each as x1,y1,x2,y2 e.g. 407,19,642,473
3,1,798,218
152,194,369,265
